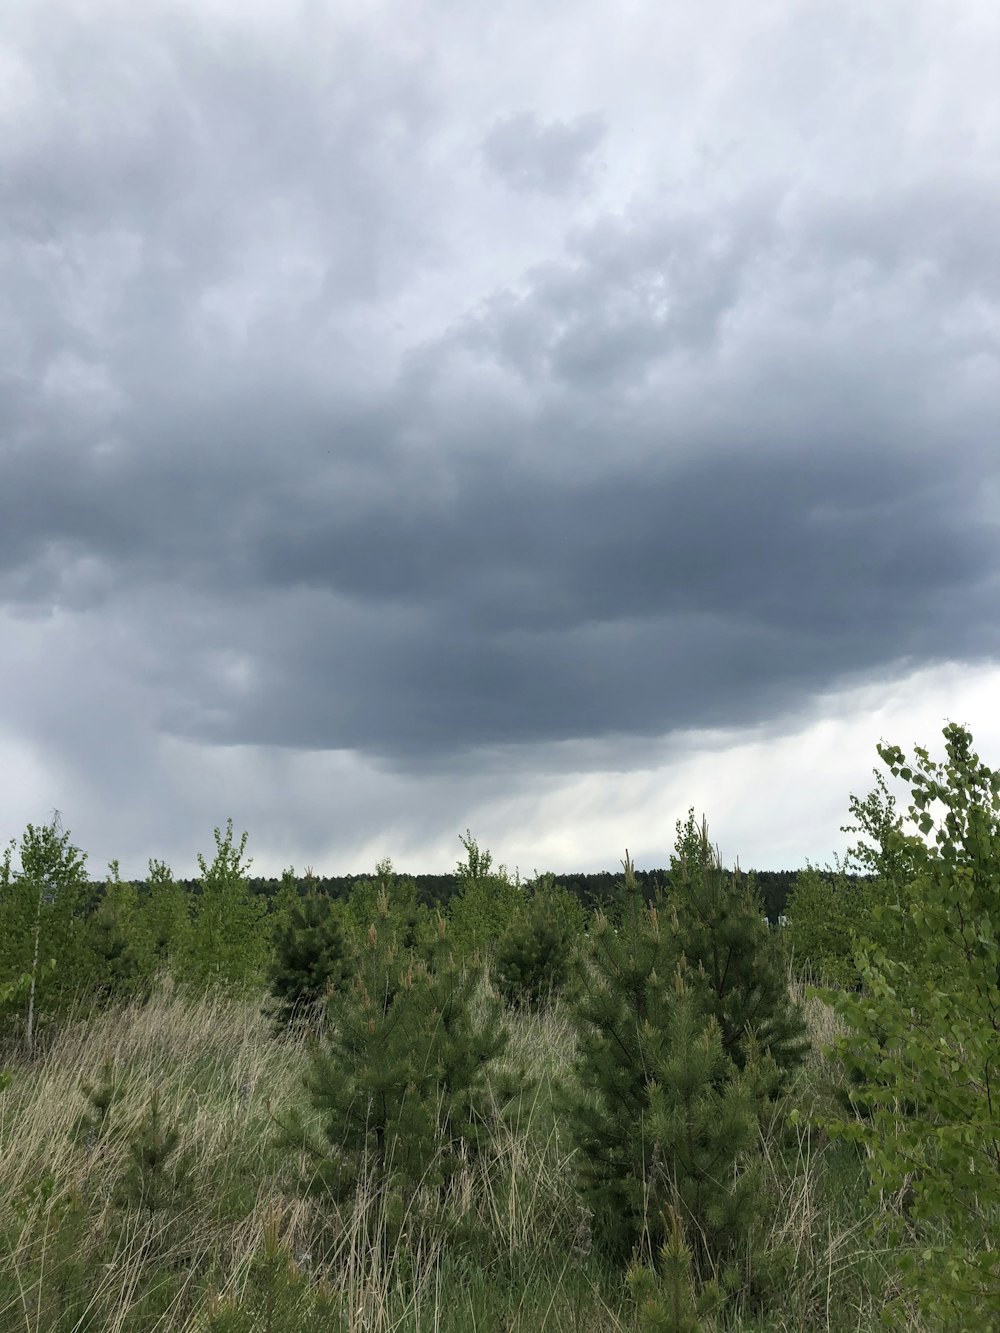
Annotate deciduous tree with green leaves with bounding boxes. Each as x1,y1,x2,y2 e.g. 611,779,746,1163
141,857,192,976
783,863,859,987
820,722,1000,1326
447,832,525,960
182,819,269,989
0,814,94,1051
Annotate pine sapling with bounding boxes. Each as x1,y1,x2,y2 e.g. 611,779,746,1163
268,891,349,1032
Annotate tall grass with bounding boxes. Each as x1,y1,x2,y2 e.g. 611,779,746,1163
0,980,931,1331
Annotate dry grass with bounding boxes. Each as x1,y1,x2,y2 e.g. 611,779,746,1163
0,982,625,1332
0,975,937,1332
0,984,317,1330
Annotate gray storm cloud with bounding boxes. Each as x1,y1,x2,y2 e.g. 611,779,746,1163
0,0,998,873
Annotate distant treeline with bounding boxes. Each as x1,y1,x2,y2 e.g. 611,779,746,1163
120,866,872,924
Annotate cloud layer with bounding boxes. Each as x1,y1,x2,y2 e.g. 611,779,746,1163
1,0,998,876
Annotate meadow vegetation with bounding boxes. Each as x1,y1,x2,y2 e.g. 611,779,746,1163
0,721,996,1331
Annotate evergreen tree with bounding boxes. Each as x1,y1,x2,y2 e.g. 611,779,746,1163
296,892,507,1233
568,899,772,1279
116,1091,194,1221
567,824,795,1309
268,891,349,1032
88,860,156,1001
268,865,304,942
666,811,807,1084
342,858,432,955
628,1205,717,1333
492,876,579,1009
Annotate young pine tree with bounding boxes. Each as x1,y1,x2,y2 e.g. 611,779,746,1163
342,858,432,956
492,875,580,1009
627,1205,715,1333
667,810,807,1086
268,865,304,942
298,892,507,1234
568,896,772,1283
268,891,349,1032
115,1091,194,1222
88,860,156,1001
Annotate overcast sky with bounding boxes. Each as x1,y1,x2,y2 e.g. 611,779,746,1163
2,0,998,881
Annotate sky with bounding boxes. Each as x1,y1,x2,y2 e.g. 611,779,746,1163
1,0,999,881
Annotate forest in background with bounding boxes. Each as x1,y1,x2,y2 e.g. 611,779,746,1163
102,866,810,924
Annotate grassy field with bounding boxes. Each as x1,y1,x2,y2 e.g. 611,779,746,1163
0,979,930,1332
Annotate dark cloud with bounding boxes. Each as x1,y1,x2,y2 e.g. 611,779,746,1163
1,0,998,875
